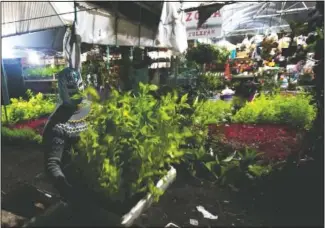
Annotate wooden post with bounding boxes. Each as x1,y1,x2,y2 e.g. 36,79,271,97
174,56,179,87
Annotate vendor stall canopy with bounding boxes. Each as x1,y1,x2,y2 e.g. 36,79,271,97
1,1,316,49
1,1,163,46
220,1,316,36
1,1,203,47
183,1,316,37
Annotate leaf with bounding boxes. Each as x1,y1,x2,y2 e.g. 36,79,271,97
149,84,158,91
222,151,237,163
180,94,188,104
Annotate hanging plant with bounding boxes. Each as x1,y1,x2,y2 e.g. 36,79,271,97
186,44,229,67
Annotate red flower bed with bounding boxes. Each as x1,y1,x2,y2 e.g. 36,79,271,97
9,118,48,134
209,124,303,161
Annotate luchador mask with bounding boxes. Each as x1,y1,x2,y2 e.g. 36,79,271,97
57,67,84,107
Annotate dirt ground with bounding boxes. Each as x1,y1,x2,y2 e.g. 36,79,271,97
136,179,265,227
1,145,57,227
1,144,322,228
1,144,263,227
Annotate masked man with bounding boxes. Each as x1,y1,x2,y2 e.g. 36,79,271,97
42,67,90,204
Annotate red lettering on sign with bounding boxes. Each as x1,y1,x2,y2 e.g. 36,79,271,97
195,12,199,20
186,12,192,22
207,30,211,35
186,11,221,22
211,29,215,34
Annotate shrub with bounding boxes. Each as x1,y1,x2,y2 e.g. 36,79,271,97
186,44,229,66
181,98,233,163
2,90,56,124
1,127,42,145
192,99,232,126
72,84,192,202
198,72,225,92
232,93,317,130
25,65,65,77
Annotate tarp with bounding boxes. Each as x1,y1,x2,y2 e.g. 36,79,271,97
2,27,66,55
220,1,316,36
183,1,315,39
156,1,188,54
1,1,187,51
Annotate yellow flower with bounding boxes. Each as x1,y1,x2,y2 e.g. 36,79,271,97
123,110,129,117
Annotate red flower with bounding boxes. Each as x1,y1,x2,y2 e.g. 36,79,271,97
209,123,301,161
12,117,48,134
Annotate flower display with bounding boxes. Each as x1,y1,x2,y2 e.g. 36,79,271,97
209,123,302,161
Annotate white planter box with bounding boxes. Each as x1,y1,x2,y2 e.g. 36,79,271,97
24,166,177,227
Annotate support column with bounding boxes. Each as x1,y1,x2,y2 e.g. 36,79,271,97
1,60,10,122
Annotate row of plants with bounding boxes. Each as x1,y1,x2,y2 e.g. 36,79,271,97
232,93,316,130
1,82,317,210
24,65,65,78
67,83,316,206
1,90,56,124
1,127,42,145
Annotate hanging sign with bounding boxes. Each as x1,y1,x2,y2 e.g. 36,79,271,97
186,11,223,40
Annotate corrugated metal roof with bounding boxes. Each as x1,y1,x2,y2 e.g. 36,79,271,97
2,2,65,37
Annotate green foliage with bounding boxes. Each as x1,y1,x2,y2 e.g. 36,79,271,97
232,93,317,130
1,127,42,145
258,71,281,94
194,135,277,187
82,60,119,88
1,90,56,124
192,99,232,126
197,72,225,92
186,44,230,65
180,98,233,164
178,71,225,102
25,65,65,77
73,84,192,202
306,27,324,52
231,96,247,112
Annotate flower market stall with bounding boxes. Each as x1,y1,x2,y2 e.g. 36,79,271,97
1,1,324,228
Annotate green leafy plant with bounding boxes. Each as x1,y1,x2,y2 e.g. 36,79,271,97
82,60,119,88
72,84,193,202
186,44,230,67
232,93,317,130
192,99,232,126
1,127,42,145
258,70,281,94
25,65,65,78
194,135,275,186
198,72,225,92
180,98,233,167
1,90,56,124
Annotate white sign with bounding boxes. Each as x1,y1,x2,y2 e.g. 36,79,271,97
186,11,222,40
